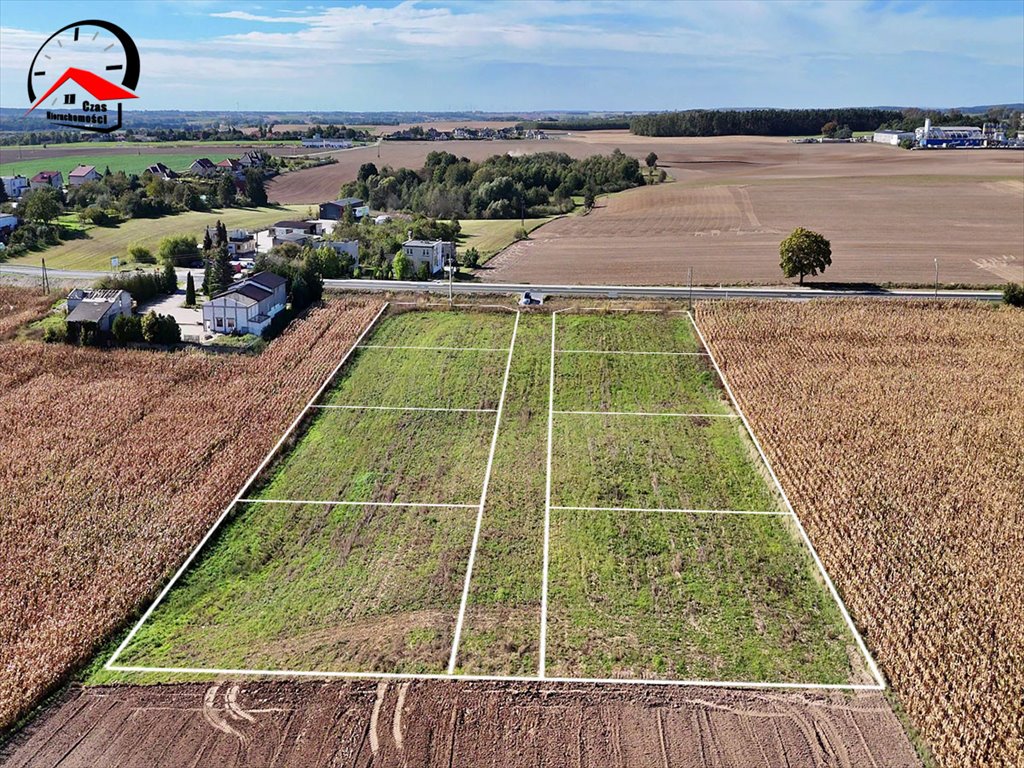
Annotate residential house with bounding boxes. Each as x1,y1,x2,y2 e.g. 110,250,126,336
401,239,455,276
1,175,29,199
238,151,265,168
0,214,19,239
65,288,133,332
189,158,217,177
255,220,318,253
145,162,178,180
205,226,256,258
319,198,365,221
216,158,243,175
29,171,63,191
322,239,360,265
202,271,287,335
68,165,101,186
374,214,392,225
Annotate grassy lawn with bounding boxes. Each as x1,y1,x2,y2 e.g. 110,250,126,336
546,508,854,682
551,412,781,511
90,307,860,685
109,501,476,674
555,312,702,353
457,217,555,264
553,351,730,414
5,205,309,271
256,407,494,505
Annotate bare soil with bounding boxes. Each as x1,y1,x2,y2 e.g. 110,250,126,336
2,680,921,767
481,136,1024,287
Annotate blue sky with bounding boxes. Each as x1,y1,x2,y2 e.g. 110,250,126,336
2,0,1022,111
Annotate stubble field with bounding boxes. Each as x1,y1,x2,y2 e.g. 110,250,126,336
697,299,1024,768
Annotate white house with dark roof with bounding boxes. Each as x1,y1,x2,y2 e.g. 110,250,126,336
68,165,101,187
202,271,287,335
401,239,455,275
65,288,132,331
189,158,217,177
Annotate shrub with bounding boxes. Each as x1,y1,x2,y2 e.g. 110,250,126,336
1004,282,1024,308
95,271,165,304
111,314,143,345
464,247,480,268
42,319,67,344
157,234,200,266
128,244,155,264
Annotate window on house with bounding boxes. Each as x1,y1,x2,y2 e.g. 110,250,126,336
215,317,223,327
227,319,235,329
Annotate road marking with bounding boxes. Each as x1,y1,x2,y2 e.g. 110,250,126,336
448,312,521,673
553,410,738,418
539,310,563,678
557,349,706,356
313,404,497,413
551,506,788,516
357,344,506,352
239,499,478,509
105,664,885,692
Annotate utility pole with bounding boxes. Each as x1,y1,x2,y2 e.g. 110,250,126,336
688,266,693,312
446,252,454,307
934,258,938,298
520,196,525,229
41,258,49,295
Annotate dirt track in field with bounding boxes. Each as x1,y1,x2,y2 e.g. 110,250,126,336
2,681,920,768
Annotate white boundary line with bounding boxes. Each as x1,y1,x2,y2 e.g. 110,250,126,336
239,499,478,509
312,404,497,413
686,311,886,689
357,344,507,352
557,349,707,357
539,309,568,677
102,664,882,691
106,301,391,670
447,311,521,673
551,505,788,516
553,409,738,418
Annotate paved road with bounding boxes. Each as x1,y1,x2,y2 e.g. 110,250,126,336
0,264,1003,302
321,278,1002,302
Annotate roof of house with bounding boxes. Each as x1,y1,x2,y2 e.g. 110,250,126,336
325,197,363,207
65,290,125,323
191,158,215,168
31,171,60,182
273,220,312,230
69,165,97,177
404,239,449,247
250,271,287,290
216,158,240,167
211,272,285,303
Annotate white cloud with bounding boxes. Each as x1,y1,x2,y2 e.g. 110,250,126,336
2,1,1021,111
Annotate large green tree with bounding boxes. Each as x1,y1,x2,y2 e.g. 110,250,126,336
779,227,832,285
244,169,268,206
22,187,62,224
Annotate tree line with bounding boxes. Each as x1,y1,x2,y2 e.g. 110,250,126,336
339,150,644,220
629,108,903,137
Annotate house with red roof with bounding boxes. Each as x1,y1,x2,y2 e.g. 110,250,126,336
68,165,101,187
29,171,63,191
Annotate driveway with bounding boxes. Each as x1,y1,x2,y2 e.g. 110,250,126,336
137,286,205,340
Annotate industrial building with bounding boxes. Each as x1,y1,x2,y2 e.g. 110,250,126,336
872,130,915,146
915,118,1004,148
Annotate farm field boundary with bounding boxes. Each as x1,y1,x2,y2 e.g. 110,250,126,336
104,303,885,692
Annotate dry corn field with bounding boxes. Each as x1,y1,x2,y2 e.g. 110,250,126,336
0,293,384,730
696,300,1024,767
0,287,53,341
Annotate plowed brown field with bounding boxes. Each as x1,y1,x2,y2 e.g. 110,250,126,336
480,136,1024,287
1,681,920,768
